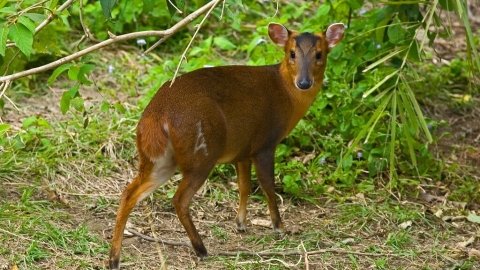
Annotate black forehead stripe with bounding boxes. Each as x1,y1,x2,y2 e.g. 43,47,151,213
294,33,320,46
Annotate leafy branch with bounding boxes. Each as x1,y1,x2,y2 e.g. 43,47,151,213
0,0,222,102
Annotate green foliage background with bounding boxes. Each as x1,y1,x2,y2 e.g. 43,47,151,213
1,0,479,198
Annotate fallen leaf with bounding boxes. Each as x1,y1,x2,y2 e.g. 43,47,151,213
467,213,480,224
434,209,443,218
251,219,271,228
469,248,480,259
419,192,445,203
302,153,316,164
456,236,476,248
399,220,412,229
444,216,466,222
341,238,355,245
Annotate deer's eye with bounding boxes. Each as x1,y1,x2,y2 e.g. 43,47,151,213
316,52,322,60
290,51,296,59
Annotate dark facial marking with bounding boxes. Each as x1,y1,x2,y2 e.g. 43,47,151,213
293,33,320,48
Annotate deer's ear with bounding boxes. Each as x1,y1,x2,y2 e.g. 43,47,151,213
268,23,290,47
326,23,345,48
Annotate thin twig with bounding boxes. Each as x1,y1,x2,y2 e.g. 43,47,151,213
144,34,173,55
215,248,396,257
167,0,183,14
6,0,76,48
145,203,167,270
123,230,405,259
78,0,93,41
170,0,223,86
0,0,220,83
126,229,193,248
35,0,76,35
301,241,309,270
0,81,10,100
0,228,33,242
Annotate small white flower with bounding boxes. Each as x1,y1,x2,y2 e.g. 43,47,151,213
108,64,115,73
137,39,147,46
359,9,367,15
376,44,381,49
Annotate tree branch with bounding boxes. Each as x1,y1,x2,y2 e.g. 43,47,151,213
6,0,77,48
0,0,221,83
170,0,222,85
126,229,192,248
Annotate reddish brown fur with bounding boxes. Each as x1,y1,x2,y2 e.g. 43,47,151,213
108,23,344,269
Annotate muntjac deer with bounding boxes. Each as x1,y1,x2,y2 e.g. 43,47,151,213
109,22,344,268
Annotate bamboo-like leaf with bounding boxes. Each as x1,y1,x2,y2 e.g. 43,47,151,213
0,26,8,56
364,94,391,144
363,47,407,72
455,0,480,73
362,69,399,99
405,84,433,142
398,79,419,132
418,0,438,54
397,92,417,168
389,90,397,186
337,92,393,172
374,85,395,102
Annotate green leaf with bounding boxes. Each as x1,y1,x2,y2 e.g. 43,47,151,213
48,63,73,85
113,103,126,113
213,36,237,50
166,0,179,17
100,0,117,19
18,16,36,34
328,42,343,60
439,0,455,11
0,26,8,57
60,91,71,115
7,23,33,58
68,65,80,81
407,40,420,61
282,175,300,194
71,97,85,112
33,27,61,54
467,214,480,224
48,0,59,10
0,6,16,14
23,13,47,23
100,101,111,112
387,22,405,45
37,118,50,128
143,0,155,10
375,17,391,44
316,4,330,17
22,116,38,128
67,85,79,99
176,0,185,9
0,123,10,135
77,64,95,85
